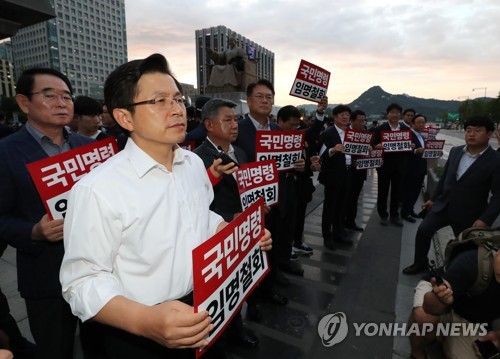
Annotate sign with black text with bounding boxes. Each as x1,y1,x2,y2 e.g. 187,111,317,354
235,160,279,209
355,149,383,169
192,199,269,358
343,129,373,156
422,139,445,159
27,137,118,219
289,60,330,102
381,130,412,152
255,130,304,172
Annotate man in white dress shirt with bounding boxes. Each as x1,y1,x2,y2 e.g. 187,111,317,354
60,53,271,358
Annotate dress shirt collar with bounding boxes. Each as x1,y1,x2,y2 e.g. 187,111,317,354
248,114,271,130
126,139,189,178
206,137,235,156
462,145,489,158
25,121,70,145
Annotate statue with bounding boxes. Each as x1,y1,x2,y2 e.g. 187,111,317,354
206,35,247,88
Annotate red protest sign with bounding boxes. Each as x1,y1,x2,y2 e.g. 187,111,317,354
235,159,279,209
381,130,412,152
343,129,373,156
27,137,118,219
422,139,445,159
355,149,384,170
255,130,305,172
289,60,330,102
192,198,269,358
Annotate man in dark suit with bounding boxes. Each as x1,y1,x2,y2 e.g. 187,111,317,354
319,104,354,250
401,114,428,223
372,103,411,226
403,116,500,274
194,98,259,350
0,68,93,358
344,109,369,232
234,79,290,305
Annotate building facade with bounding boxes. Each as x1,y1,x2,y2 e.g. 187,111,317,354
0,42,15,98
195,25,274,95
10,0,127,99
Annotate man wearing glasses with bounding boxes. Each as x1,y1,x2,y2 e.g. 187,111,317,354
0,68,93,358
60,54,271,358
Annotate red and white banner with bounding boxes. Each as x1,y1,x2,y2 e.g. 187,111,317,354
193,198,269,358
343,129,373,156
381,130,412,152
289,59,330,102
255,130,304,172
27,137,118,219
235,160,279,209
355,149,384,170
422,127,440,140
179,140,196,152
422,139,445,159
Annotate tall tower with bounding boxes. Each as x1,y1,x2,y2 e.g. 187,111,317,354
195,25,274,95
10,0,127,100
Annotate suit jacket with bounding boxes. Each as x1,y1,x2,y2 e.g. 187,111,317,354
430,145,500,226
408,129,427,177
235,114,280,162
194,140,248,222
373,122,411,173
0,126,93,299
318,125,349,183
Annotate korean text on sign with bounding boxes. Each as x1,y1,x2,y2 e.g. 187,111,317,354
422,139,445,159
381,130,412,152
27,137,118,219
192,199,269,358
343,129,373,156
355,149,384,170
255,130,305,172
235,160,279,209
289,59,330,102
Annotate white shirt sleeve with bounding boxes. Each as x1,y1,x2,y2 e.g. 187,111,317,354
61,184,124,322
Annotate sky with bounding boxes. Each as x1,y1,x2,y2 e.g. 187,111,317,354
125,0,500,107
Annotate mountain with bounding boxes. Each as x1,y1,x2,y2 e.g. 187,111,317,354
348,86,460,119
297,86,461,120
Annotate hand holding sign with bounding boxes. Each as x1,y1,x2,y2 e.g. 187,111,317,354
31,213,64,242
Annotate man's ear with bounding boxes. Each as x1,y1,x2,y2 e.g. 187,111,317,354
15,94,30,114
203,119,212,132
113,108,134,132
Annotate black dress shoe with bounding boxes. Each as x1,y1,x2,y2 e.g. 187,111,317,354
266,292,288,306
410,212,419,219
402,263,428,275
402,215,416,223
380,217,389,225
247,303,263,322
280,261,304,276
333,235,353,245
324,240,336,250
345,223,364,232
233,330,259,348
390,217,403,227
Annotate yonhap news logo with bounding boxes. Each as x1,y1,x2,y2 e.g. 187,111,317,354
317,312,349,347
317,312,488,347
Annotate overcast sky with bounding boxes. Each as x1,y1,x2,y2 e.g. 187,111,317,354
125,0,500,107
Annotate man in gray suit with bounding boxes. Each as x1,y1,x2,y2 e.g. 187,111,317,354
403,116,500,274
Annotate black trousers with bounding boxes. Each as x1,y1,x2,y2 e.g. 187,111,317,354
321,170,352,241
344,170,366,225
401,172,426,217
25,296,78,359
376,166,403,218
412,209,470,265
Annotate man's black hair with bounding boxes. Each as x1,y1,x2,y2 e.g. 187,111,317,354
350,109,366,120
332,104,351,116
16,68,73,99
74,96,102,116
386,103,402,114
246,79,275,97
277,105,301,122
464,116,495,132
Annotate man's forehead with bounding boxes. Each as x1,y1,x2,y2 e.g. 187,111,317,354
33,74,70,91
252,85,272,94
137,72,178,95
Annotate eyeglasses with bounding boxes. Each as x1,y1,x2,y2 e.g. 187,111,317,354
126,95,191,110
31,90,74,103
252,94,274,101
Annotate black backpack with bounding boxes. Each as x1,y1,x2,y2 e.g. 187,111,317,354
444,227,500,296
